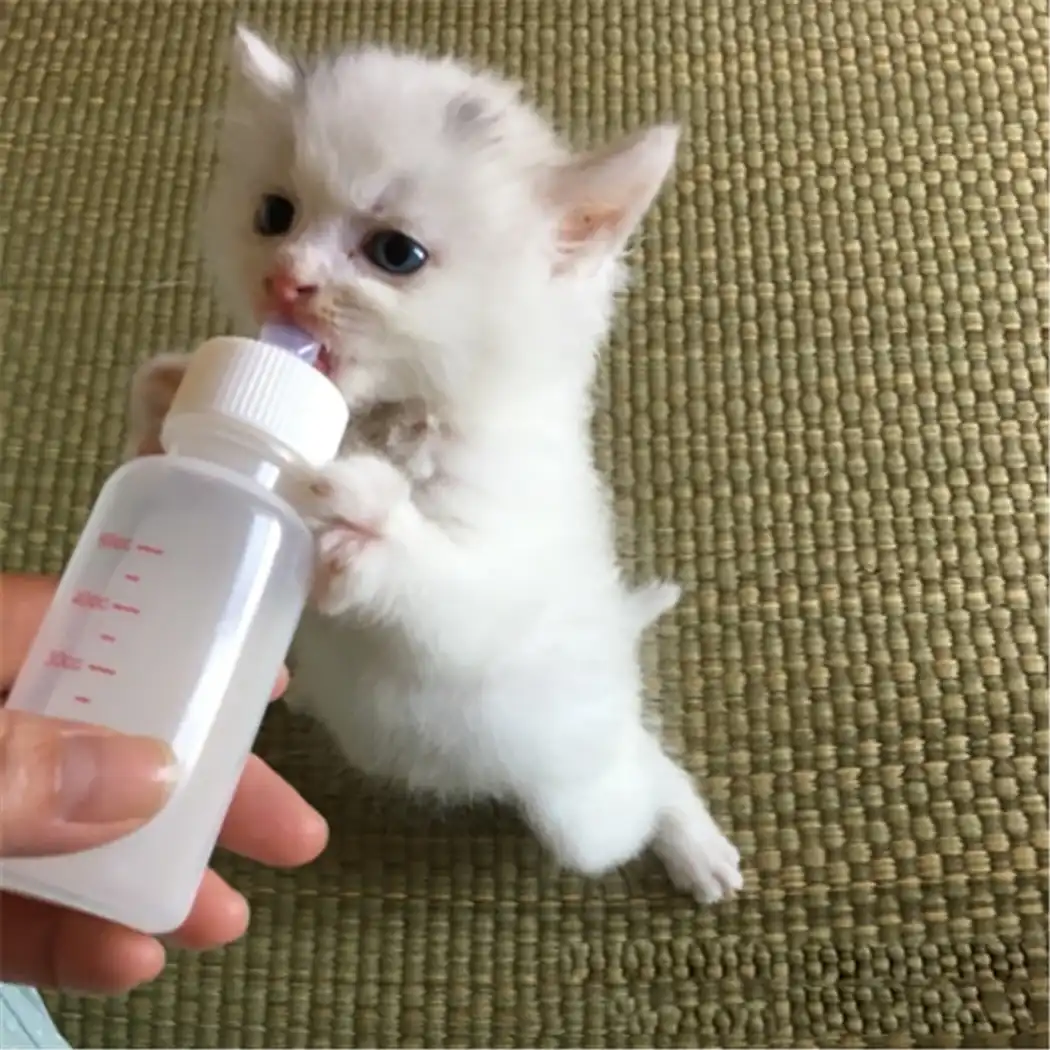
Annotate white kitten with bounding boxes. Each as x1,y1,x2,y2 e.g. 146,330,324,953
129,27,743,902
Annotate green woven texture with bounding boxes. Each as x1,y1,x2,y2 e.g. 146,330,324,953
2,0,1047,1046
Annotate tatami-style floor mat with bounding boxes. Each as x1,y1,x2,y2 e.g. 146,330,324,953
2,0,1046,1046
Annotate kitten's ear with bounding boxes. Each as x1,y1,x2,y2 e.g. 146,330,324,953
548,125,679,270
230,25,298,99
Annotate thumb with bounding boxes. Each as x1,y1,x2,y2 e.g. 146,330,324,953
0,710,175,857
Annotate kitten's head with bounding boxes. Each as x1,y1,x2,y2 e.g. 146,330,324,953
204,27,678,415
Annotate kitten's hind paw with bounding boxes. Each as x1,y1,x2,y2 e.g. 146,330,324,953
654,810,743,903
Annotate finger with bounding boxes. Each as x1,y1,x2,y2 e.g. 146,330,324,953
0,891,166,994
0,575,57,691
0,709,175,856
216,754,328,867
271,665,290,699
164,869,249,951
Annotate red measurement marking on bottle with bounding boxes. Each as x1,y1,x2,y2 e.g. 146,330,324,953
112,602,140,615
87,663,116,676
72,589,109,610
74,695,91,704
100,633,116,643
99,532,133,551
124,573,140,582
46,649,83,671
136,544,165,555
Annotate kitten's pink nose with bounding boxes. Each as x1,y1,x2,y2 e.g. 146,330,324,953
264,270,318,308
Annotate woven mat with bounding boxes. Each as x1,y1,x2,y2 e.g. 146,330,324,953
2,0,1047,1046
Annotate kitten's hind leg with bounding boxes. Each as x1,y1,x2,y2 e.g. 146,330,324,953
647,739,743,902
519,728,742,902
520,741,663,877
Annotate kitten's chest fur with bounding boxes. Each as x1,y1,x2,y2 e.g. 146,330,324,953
342,399,442,484
290,394,632,799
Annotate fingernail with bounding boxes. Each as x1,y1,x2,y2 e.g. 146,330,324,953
60,731,177,824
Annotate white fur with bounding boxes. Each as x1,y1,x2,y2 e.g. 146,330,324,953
131,28,742,901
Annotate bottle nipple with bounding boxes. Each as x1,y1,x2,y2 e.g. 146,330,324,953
257,322,322,367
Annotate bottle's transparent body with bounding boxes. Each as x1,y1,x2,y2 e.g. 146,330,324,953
0,431,314,934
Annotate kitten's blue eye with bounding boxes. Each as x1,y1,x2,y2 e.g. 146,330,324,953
254,194,296,237
362,230,428,275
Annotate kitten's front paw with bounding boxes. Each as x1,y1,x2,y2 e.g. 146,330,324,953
126,353,190,458
291,454,411,616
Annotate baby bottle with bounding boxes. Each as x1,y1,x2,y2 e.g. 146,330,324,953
0,326,347,934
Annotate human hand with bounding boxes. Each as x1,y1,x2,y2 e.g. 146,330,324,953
0,573,327,994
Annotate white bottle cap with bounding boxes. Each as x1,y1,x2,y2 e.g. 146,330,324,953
162,336,349,467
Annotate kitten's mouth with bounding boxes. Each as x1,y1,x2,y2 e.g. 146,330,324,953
257,303,336,377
